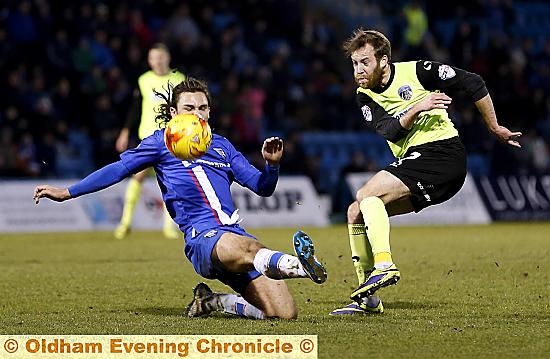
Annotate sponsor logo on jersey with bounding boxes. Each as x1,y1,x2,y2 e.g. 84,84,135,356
213,148,227,159
361,105,372,122
438,64,456,80
398,85,413,100
423,61,432,70
182,159,230,168
195,159,230,168
395,105,413,119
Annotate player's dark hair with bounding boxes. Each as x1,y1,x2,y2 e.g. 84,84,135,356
343,28,391,61
154,77,212,126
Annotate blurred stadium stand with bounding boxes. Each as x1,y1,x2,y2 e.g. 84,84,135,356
0,0,548,214
301,132,393,192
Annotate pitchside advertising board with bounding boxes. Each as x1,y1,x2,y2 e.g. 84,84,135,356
3,174,549,233
346,173,492,225
474,175,550,221
0,177,329,233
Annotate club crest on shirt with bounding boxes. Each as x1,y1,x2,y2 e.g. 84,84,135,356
361,105,372,122
398,85,413,100
213,148,227,159
438,64,456,80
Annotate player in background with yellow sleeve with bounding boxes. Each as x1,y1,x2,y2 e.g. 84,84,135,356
114,43,185,239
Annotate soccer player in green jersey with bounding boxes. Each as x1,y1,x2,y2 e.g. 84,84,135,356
114,43,185,240
330,29,522,316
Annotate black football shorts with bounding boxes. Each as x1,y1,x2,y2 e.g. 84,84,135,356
384,136,467,212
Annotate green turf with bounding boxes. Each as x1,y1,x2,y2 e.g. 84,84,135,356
1,223,549,358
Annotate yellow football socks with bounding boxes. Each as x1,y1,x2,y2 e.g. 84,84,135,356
359,197,393,269
119,177,142,228
348,223,374,284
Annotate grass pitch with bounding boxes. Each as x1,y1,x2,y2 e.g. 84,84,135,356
1,223,549,358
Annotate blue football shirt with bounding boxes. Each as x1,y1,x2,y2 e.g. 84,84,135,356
119,130,279,237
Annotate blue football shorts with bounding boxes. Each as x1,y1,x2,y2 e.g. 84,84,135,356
184,225,262,294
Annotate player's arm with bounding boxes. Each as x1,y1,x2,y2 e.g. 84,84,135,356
229,138,282,197
34,134,161,204
116,87,142,152
416,61,522,147
261,137,283,166
474,94,521,147
357,92,410,142
34,161,132,204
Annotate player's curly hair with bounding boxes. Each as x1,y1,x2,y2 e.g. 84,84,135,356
342,28,391,62
154,76,212,126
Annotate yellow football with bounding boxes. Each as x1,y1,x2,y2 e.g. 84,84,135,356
164,113,212,160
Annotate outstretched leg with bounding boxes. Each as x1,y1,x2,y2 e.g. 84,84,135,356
186,282,267,319
186,229,327,320
350,170,411,300
186,276,297,320
213,231,327,284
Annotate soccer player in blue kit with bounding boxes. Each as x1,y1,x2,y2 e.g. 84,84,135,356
33,77,327,320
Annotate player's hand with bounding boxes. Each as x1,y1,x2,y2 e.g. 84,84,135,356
262,137,284,165
115,129,129,153
33,185,71,204
491,125,522,148
416,92,452,112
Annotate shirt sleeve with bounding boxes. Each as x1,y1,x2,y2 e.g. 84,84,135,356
357,92,410,143
68,161,131,198
225,140,279,196
119,132,162,173
415,60,489,101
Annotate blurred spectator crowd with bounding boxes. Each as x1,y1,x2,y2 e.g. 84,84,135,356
0,0,549,195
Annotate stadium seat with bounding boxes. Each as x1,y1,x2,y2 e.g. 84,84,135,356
467,154,490,176
300,131,393,193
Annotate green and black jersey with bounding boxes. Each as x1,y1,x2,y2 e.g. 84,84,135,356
357,61,488,158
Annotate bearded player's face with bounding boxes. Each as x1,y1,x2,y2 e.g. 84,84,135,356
351,44,385,89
